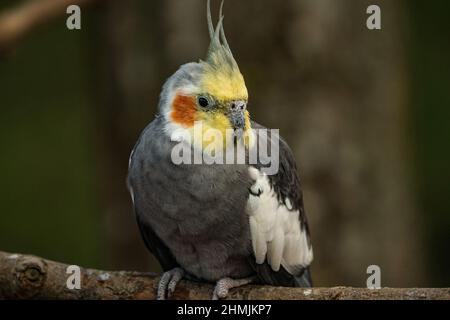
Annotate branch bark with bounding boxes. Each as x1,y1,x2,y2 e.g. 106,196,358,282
0,251,448,300
0,0,98,52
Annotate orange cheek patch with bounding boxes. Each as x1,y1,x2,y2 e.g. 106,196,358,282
170,94,197,127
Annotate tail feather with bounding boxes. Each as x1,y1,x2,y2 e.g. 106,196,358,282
252,259,313,288
294,267,313,287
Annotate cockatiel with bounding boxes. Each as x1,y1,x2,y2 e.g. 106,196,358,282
128,0,313,300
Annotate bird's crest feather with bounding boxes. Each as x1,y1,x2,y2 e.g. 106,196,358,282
201,0,248,101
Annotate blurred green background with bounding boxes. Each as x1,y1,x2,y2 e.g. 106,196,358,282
0,0,449,287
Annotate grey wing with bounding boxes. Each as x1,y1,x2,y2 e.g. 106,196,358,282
127,119,179,272
134,213,179,271
247,121,313,287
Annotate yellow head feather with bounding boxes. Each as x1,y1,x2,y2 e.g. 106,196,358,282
200,0,248,102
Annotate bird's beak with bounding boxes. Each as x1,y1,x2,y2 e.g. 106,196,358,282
227,100,247,136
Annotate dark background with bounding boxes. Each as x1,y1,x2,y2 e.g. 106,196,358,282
0,0,449,287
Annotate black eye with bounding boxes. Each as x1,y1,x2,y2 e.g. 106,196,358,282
198,96,210,108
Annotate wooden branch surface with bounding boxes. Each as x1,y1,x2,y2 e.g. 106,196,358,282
0,251,449,300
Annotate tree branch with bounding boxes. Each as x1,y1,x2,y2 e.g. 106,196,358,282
0,0,99,52
0,251,449,300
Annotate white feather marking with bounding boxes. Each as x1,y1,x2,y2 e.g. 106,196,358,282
267,228,284,271
128,148,135,168
129,185,135,205
248,167,260,180
246,167,313,274
249,217,259,258
250,216,267,264
285,198,293,210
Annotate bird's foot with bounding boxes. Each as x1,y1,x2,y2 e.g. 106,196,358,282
157,267,185,300
212,276,256,300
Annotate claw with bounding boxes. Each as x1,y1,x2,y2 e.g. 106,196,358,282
212,276,255,300
167,269,184,298
156,268,185,300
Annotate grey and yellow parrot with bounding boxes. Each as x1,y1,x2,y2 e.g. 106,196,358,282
127,0,313,300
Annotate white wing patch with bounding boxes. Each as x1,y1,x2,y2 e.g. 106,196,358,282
246,167,313,274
